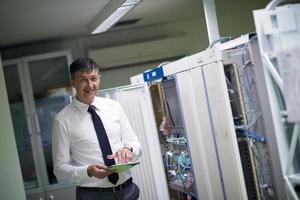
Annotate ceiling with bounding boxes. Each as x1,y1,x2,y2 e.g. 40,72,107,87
0,0,203,48
1,0,292,49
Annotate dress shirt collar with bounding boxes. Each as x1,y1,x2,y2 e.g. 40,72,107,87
72,96,100,112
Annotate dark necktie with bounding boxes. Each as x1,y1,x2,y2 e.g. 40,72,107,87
87,105,119,185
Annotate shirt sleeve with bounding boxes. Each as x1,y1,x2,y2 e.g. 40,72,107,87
52,117,89,184
118,103,142,161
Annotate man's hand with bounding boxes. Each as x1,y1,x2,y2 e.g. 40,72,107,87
87,164,113,179
107,147,132,163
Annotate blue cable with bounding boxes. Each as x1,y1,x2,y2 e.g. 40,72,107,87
237,130,266,142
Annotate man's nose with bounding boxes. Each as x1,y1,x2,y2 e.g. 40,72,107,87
87,79,93,87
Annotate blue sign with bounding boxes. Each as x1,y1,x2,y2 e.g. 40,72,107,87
143,66,164,82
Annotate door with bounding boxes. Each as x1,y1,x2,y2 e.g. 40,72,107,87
175,63,248,199
3,60,42,195
98,84,170,200
3,51,75,200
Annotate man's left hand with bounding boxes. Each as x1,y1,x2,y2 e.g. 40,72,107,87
107,147,132,163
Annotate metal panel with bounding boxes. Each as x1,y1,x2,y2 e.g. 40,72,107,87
253,4,300,199
249,39,285,200
26,192,46,200
46,187,76,200
163,48,221,77
175,68,224,200
202,62,248,200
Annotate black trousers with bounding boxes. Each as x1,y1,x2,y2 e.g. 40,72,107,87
76,182,140,200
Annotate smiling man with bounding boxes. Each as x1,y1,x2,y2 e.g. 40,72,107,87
52,58,141,200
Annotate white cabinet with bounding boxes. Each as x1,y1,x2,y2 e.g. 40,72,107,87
3,51,76,200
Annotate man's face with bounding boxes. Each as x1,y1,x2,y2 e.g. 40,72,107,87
71,69,100,105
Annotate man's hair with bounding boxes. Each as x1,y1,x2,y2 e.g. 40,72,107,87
69,58,100,79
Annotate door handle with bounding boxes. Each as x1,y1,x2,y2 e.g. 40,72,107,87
25,115,33,136
34,112,41,134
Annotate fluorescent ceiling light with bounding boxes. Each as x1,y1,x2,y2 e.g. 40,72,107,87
90,0,141,34
92,5,134,34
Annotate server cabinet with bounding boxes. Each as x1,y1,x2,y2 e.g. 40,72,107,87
131,34,279,200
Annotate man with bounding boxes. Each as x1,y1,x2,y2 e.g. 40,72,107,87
52,57,141,200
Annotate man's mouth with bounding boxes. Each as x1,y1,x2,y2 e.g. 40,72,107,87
84,88,94,94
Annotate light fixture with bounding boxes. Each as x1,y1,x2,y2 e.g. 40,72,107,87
89,0,141,34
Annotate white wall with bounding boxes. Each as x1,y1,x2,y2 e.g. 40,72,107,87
1,17,209,90
215,0,269,37
0,54,26,200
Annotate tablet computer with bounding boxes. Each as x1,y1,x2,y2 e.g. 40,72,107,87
107,161,140,173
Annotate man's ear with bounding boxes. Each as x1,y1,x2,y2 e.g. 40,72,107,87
70,79,75,87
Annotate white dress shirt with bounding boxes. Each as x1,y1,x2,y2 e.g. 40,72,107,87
52,96,141,187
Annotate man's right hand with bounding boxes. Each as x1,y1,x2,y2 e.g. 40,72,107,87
87,164,113,179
